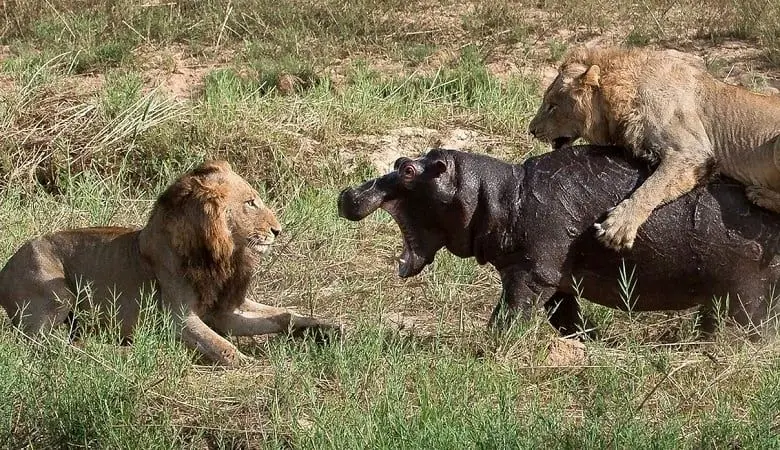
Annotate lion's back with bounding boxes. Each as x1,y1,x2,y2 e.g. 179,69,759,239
0,227,154,317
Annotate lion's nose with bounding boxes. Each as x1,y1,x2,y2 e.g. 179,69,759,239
271,226,281,237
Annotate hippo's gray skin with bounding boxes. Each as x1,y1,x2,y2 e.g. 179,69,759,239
337,146,780,337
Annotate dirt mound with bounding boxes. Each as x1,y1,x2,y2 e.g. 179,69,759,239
543,337,587,366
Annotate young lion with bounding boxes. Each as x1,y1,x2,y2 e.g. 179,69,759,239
0,161,335,366
528,46,780,250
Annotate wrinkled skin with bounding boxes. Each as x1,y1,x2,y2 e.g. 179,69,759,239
528,46,780,251
338,147,780,338
0,161,337,366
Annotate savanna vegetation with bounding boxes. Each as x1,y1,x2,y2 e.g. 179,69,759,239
1,0,779,448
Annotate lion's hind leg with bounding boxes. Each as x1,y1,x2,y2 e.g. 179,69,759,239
4,277,75,337
0,240,75,336
5,276,75,337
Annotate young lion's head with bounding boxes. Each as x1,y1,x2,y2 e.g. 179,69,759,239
528,48,609,150
143,160,281,310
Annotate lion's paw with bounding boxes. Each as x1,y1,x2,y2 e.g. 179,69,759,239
593,202,642,251
220,349,255,368
746,185,780,214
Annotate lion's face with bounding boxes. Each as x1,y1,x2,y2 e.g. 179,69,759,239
528,63,603,150
141,160,282,311
151,160,281,273
221,169,281,258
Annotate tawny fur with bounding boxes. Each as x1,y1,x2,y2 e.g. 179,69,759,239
0,161,333,366
528,46,780,250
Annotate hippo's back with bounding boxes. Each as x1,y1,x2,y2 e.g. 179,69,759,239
522,145,780,314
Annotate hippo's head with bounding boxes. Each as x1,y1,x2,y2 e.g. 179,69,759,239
338,149,467,278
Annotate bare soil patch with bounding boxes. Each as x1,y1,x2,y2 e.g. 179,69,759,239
135,44,234,101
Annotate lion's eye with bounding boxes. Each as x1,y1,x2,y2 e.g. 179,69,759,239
245,199,259,209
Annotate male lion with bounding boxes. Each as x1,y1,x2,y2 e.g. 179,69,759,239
0,161,334,366
528,46,780,250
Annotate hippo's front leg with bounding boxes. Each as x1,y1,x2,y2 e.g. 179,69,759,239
488,265,556,331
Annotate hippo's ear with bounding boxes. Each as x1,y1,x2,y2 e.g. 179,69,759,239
430,160,447,177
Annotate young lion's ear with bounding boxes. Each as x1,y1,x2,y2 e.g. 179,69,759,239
582,65,600,87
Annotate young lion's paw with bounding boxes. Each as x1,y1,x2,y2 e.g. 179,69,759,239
593,201,642,250
746,185,780,214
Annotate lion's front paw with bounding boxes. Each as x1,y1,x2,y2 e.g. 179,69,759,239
593,201,644,250
746,185,780,213
220,348,255,368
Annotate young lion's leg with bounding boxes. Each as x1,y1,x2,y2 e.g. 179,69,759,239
210,302,336,337
0,242,75,335
595,152,712,250
744,136,780,213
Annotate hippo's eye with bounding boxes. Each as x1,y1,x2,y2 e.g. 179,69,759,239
402,164,417,179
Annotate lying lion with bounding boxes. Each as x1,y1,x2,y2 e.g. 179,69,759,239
0,161,334,366
528,46,780,250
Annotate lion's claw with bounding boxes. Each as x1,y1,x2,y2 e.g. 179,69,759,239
593,201,642,251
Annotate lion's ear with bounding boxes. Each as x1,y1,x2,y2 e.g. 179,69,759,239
560,63,588,83
202,160,232,174
582,65,600,88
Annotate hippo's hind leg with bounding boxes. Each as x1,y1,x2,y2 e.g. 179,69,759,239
544,292,599,340
703,289,777,340
695,304,720,338
728,291,779,339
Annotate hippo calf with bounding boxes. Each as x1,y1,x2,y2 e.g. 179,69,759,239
338,146,780,337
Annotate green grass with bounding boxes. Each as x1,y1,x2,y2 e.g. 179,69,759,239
0,0,780,448
1,315,777,448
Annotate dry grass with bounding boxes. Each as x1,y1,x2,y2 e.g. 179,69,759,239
1,0,780,448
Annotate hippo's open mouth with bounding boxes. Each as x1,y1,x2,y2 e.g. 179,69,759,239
552,137,576,150
382,201,430,278
338,186,433,278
